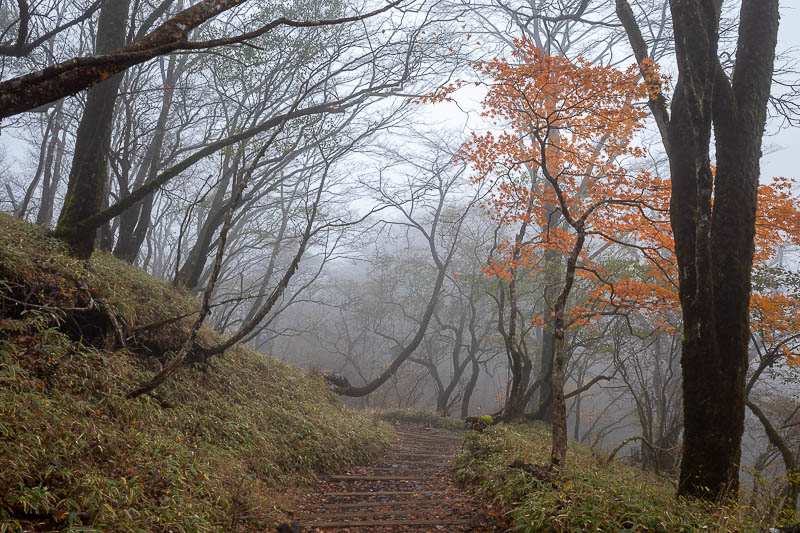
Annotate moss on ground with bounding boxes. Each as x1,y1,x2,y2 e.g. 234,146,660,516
453,423,773,532
0,213,392,532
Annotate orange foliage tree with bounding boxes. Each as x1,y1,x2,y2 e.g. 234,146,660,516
460,40,656,466
425,38,799,473
749,180,800,368
458,40,800,470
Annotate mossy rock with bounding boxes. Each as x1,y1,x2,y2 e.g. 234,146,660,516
466,415,494,432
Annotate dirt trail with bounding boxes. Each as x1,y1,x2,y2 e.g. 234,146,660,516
290,423,498,532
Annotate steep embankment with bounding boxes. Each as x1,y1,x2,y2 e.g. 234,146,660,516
0,213,391,532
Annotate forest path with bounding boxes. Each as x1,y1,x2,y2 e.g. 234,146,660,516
289,422,498,532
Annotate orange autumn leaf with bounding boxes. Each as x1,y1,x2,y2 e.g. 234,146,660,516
461,40,660,329
453,40,800,365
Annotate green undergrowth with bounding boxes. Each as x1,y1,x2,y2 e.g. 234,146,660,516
0,213,392,532
373,407,465,430
453,423,770,532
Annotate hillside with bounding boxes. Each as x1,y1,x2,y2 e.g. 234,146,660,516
453,423,776,532
0,213,391,532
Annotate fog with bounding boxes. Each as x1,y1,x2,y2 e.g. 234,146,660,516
1,0,798,499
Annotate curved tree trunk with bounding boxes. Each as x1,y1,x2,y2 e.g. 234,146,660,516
461,352,480,419
747,400,800,515
336,260,448,398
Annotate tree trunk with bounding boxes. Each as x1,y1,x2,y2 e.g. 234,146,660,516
175,153,238,288
242,184,294,322
18,113,55,219
435,391,449,416
461,352,480,419
336,264,448,397
175,201,230,289
53,0,131,258
617,0,779,500
436,312,469,417
500,199,535,420
535,144,563,423
572,377,583,441
551,335,568,466
550,226,585,468
747,400,799,516
36,110,66,227
97,179,116,252
538,285,556,422
675,1,778,500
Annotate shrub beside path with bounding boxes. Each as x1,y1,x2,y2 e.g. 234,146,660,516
287,423,500,532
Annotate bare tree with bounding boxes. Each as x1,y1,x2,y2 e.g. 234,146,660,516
330,134,483,397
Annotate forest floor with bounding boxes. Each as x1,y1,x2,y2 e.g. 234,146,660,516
0,213,392,532
451,423,778,532
289,422,501,532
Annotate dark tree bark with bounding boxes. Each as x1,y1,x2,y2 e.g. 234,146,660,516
461,350,480,419
53,0,131,258
616,0,780,500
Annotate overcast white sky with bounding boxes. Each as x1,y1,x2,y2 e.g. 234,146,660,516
751,3,799,182
2,4,797,196
431,3,800,186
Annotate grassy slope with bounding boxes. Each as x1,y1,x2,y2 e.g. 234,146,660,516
453,423,772,532
0,213,391,532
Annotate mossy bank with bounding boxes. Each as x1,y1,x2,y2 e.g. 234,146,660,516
0,213,391,532
453,423,777,532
